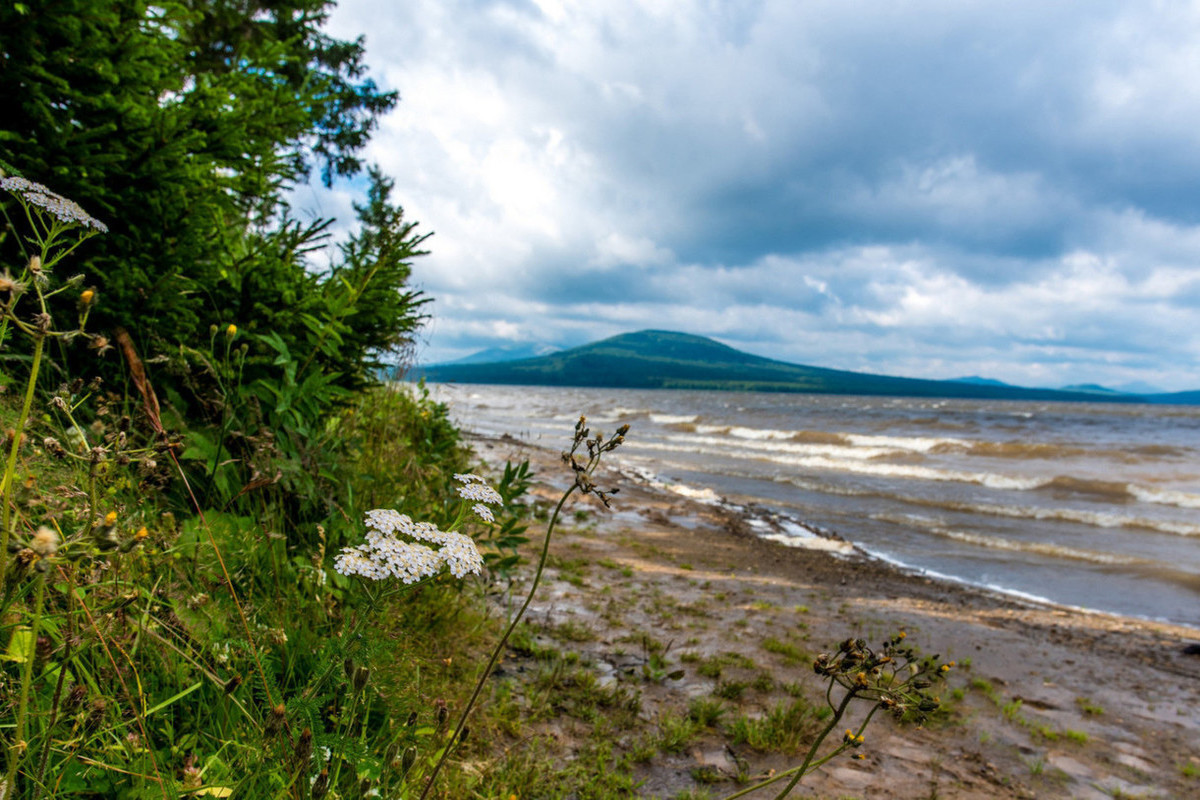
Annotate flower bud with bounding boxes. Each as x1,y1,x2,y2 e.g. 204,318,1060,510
294,727,312,768
311,769,329,799
401,746,417,775
353,665,370,693
80,289,94,306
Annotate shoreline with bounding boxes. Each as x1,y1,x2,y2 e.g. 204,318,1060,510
470,430,1200,799
614,455,1200,638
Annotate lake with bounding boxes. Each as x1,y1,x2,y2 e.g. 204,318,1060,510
428,383,1200,628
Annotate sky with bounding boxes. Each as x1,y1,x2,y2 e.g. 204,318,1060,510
292,0,1200,392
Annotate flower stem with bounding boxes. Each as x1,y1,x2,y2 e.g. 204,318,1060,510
5,568,47,792
0,332,45,579
417,483,578,800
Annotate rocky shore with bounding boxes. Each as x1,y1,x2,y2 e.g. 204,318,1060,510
472,432,1200,799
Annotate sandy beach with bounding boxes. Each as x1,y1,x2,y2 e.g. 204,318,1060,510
470,431,1200,799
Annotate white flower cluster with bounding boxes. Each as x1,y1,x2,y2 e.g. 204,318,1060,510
334,509,484,583
1,176,109,233
455,473,502,512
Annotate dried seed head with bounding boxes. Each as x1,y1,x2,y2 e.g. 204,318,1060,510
84,699,107,731
65,683,87,712
35,636,53,664
401,746,417,774
352,665,370,693
311,769,329,799
30,526,59,556
264,703,287,736
294,727,313,767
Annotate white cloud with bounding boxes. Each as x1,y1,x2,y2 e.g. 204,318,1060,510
314,0,1200,390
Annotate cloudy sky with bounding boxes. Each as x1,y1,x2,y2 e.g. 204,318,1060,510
296,0,1200,392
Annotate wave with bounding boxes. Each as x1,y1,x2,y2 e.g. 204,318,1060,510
941,529,1149,566
650,413,699,425
844,433,970,453
637,436,1200,515
840,487,1200,538
960,440,1087,459
868,514,1153,566
655,435,900,462
1130,485,1200,509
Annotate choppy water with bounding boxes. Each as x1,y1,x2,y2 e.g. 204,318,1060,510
427,383,1200,628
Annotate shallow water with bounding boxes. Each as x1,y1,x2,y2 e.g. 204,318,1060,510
428,383,1200,627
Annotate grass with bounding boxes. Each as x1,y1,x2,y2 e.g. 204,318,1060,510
688,697,728,728
762,636,809,665
728,699,823,753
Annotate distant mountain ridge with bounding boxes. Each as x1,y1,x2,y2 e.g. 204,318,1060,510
444,342,559,365
418,330,1197,404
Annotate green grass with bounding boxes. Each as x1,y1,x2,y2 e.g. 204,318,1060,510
728,699,823,753
761,636,809,665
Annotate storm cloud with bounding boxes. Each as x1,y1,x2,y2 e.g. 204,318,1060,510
301,0,1200,391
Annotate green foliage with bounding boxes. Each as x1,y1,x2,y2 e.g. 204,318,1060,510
729,699,822,753
475,459,534,579
0,3,426,424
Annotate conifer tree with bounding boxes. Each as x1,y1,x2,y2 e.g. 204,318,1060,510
0,1,415,382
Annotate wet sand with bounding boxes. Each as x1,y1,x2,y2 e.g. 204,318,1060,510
472,432,1200,799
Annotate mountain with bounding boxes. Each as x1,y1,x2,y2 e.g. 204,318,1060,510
951,376,1013,387
1114,380,1167,395
1059,383,1127,396
418,330,1185,403
445,342,559,365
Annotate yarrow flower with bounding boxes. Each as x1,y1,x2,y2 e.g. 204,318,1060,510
1,176,108,233
334,509,483,583
455,474,502,506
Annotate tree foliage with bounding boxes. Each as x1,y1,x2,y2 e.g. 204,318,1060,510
0,0,422,386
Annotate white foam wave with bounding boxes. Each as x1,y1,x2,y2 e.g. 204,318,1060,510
844,433,970,453
761,530,856,554
658,434,897,461
1129,485,1200,510
727,425,795,440
636,440,1044,490
662,483,723,504
766,453,1044,490
961,501,1200,537
934,528,1147,566
849,488,1200,539
650,413,699,425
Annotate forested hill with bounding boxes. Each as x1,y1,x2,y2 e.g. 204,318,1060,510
418,330,1173,402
